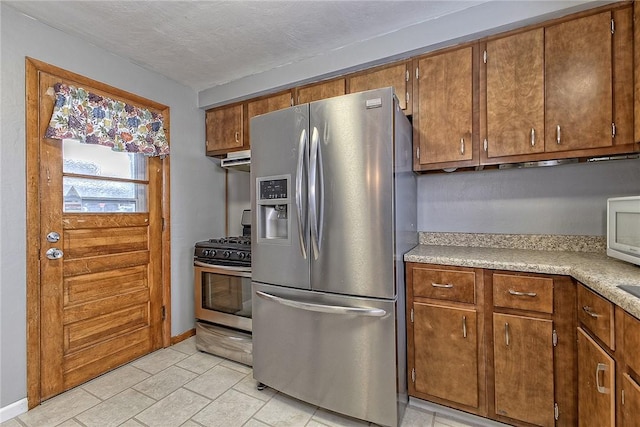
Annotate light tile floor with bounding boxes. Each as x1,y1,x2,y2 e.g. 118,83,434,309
2,337,481,427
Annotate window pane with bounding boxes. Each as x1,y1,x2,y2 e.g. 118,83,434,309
62,139,147,180
64,177,147,212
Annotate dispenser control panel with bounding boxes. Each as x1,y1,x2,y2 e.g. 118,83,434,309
260,179,288,200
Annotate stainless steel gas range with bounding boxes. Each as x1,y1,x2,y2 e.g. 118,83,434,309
194,210,252,365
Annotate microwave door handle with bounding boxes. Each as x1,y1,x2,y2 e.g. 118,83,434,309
255,291,387,317
309,126,320,259
296,128,308,259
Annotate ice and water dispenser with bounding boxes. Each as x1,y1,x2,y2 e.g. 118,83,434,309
256,175,291,244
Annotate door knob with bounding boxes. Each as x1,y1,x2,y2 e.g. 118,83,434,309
46,248,64,260
46,231,60,243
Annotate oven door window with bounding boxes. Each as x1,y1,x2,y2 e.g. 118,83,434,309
202,272,252,318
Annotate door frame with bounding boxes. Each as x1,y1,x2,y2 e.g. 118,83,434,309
25,57,171,408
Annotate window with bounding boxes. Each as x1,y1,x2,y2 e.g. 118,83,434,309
62,139,147,212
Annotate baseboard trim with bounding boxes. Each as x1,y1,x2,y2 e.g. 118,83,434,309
171,327,195,345
0,398,28,423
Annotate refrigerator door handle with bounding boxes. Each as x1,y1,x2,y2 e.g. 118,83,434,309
309,126,320,259
255,291,387,317
296,128,308,259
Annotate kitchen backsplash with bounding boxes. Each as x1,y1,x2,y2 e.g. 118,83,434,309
418,232,606,253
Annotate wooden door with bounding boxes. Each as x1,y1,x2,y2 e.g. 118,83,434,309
205,104,244,155
621,373,640,427
27,59,168,404
296,79,345,104
493,313,554,426
577,327,615,427
415,46,474,166
545,11,613,152
413,303,479,408
349,62,410,113
485,29,544,158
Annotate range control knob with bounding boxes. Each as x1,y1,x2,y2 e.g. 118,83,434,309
223,251,231,259
210,250,216,257
238,252,246,260
202,250,210,257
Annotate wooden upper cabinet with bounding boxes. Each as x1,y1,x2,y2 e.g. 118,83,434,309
348,62,411,114
247,91,292,120
484,29,544,159
295,79,345,105
414,45,477,170
205,103,245,156
545,11,613,152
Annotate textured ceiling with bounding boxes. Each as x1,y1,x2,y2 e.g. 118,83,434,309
5,1,487,92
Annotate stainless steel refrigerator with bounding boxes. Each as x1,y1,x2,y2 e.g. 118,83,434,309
250,87,416,427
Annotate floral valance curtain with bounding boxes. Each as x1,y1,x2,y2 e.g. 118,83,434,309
45,83,169,157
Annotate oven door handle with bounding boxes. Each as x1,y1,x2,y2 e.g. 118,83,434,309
194,261,252,277
255,291,387,317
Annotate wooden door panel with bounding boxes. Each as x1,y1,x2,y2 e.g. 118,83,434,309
64,251,150,276
64,328,152,389
63,289,150,324
65,304,149,351
545,11,613,152
577,327,615,427
493,313,554,426
414,303,479,408
486,29,544,157
64,226,148,257
417,47,473,164
64,265,148,305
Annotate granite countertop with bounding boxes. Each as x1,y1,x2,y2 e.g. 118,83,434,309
404,244,640,320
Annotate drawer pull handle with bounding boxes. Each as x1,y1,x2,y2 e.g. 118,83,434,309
505,322,510,346
509,289,537,297
582,306,600,318
431,283,453,288
462,316,467,339
596,363,609,394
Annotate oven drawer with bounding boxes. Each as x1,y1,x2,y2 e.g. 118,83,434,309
196,322,252,366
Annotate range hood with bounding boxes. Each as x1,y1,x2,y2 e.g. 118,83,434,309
220,149,250,172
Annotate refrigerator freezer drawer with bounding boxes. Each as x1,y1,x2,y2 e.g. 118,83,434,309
252,282,399,427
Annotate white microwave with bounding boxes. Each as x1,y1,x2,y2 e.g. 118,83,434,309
607,196,640,266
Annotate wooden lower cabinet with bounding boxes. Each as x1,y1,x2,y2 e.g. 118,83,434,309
493,313,555,426
413,303,479,408
621,373,640,427
577,327,615,427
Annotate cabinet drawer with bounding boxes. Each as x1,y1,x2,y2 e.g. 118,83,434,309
577,285,615,350
412,267,475,304
624,312,640,374
492,274,553,314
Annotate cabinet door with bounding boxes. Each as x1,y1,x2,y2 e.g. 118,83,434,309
485,29,544,158
349,62,410,113
545,11,613,152
205,104,244,155
296,79,345,105
247,91,292,121
247,91,292,146
577,327,615,427
493,313,555,426
415,46,474,167
413,302,479,408
622,373,640,427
